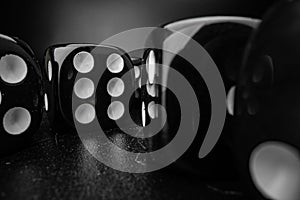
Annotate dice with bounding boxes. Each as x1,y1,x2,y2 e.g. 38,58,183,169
131,49,173,150
0,34,43,157
144,16,260,177
233,1,300,199
43,44,139,134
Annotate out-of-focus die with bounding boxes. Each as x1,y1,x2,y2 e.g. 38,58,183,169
0,34,43,157
233,1,300,199
144,16,260,178
43,44,137,134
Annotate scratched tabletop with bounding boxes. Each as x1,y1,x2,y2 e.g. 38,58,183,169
0,115,248,200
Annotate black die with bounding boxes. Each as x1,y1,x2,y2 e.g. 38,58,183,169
0,34,43,157
144,17,260,176
43,44,137,134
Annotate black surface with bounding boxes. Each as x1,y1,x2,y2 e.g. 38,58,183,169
0,115,248,200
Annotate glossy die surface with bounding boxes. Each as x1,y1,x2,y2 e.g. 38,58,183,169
0,34,43,157
43,44,137,133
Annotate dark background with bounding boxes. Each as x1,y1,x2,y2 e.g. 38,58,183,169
0,0,274,61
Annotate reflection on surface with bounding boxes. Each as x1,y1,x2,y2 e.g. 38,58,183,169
0,126,246,200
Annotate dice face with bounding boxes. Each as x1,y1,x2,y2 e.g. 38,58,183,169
143,16,260,176
234,2,300,199
0,34,43,157
43,44,137,133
